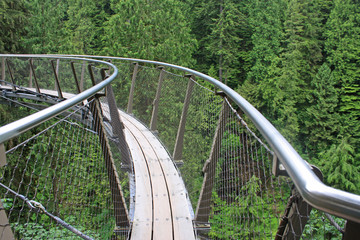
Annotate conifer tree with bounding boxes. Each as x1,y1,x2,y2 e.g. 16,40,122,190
23,0,67,53
325,0,360,147
303,63,340,156
103,0,196,66
319,138,360,194
205,0,251,88
0,0,28,53
192,0,251,87
240,0,285,117
275,0,323,142
62,0,111,55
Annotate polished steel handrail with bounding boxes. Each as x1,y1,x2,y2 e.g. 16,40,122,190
53,54,360,223
0,54,118,144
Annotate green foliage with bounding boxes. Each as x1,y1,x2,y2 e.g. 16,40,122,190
318,138,360,193
23,0,67,53
205,0,252,88
303,210,345,239
1,105,116,239
13,218,101,239
62,0,111,55
0,0,28,53
325,0,360,146
303,63,340,155
209,176,280,239
103,0,196,66
192,0,251,88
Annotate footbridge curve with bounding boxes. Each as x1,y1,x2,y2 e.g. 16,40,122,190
0,54,359,239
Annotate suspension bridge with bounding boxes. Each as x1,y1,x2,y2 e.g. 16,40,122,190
0,54,359,239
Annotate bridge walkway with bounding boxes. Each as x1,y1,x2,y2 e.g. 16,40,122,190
118,109,195,240
5,86,196,240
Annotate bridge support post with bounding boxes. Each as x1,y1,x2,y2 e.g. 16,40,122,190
127,62,139,114
70,61,82,94
275,166,323,240
28,58,33,88
51,60,63,99
88,66,130,231
0,144,15,239
150,66,165,131
101,69,132,170
173,75,195,163
80,60,86,92
29,58,41,94
5,59,16,91
195,100,229,224
89,98,130,229
343,220,360,239
1,57,5,82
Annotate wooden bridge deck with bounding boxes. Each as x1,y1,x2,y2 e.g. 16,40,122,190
0,86,196,239
119,110,195,240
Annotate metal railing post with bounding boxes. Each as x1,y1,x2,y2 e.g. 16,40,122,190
28,58,33,88
150,66,165,131
1,57,5,82
276,166,323,239
29,59,41,94
127,62,139,114
51,60,63,99
343,221,360,239
5,59,16,91
195,100,229,223
0,144,15,239
87,64,97,86
89,99,130,229
70,61,81,94
101,69,132,170
53,58,60,90
86,67,130,228
80,60,86,92
173,75,195,162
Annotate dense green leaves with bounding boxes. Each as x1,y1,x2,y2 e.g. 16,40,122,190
319,138,360,193
103,0,196,66
325,0,360,145
22,0,67,53
0,0,28,53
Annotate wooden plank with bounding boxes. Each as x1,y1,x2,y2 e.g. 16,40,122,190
121,114,173,240
140,128,195,240
125,130,152,240
120,110,195,240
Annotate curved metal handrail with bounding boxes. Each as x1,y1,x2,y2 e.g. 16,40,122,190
0,54,118,144
50,54,360,223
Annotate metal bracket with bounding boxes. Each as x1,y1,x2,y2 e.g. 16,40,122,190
0,144,6,167
272,155,288,177
272,155,323,180
174,160,184,168
202,159,210,173
215,91,226,97
193,222,211,239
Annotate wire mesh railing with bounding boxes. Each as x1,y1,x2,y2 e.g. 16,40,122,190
1,99,116,239
0,55,131,239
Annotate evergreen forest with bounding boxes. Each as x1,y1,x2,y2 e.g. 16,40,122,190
1,0,360,207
